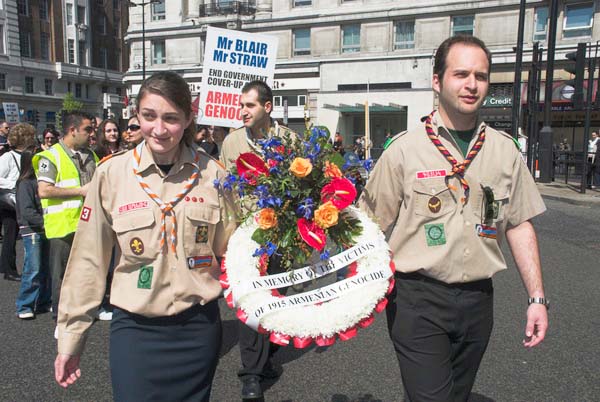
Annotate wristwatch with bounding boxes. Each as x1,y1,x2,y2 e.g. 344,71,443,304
528,297,550,310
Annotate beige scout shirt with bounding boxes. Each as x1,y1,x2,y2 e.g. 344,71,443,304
220,122,295,171
57,143,237,356
359,112,546,284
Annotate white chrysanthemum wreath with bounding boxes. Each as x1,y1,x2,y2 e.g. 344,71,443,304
221,207,395,348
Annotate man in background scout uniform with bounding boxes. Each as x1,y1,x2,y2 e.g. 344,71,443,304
221,80,294,400
33,111,98,327
359,35,549,402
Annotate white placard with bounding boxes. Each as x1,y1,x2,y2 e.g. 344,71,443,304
199,27,278,128
2,103,20,124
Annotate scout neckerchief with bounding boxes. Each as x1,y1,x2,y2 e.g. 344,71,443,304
132,141,199,254
424,110,485,203
245,119,279,154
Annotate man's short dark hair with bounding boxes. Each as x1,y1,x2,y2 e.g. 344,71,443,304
434,35,492,82
241,80,273,105
62,110,93,134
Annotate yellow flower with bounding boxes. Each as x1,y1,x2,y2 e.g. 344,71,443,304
324,161,342,178
257,208,277,230
289,157,313,178
314,201,339,229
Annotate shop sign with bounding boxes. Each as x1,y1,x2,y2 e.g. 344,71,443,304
482,96,512,108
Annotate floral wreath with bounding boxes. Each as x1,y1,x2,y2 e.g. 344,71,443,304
215,126,395,347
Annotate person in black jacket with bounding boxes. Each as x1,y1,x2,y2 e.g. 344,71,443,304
15,148,51,319
594,142,600,189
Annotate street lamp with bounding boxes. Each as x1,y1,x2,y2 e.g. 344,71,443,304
128,0,161,81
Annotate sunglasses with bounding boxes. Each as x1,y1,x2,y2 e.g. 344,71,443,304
44,136,55,140
128,124,141,130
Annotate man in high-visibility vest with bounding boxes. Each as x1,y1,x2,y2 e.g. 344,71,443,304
33,111,98,323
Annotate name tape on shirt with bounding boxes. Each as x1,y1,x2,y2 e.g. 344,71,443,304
476,224,497,239
188,255,213,269
416,169,446,180
80,206,92,222
118,201,149,214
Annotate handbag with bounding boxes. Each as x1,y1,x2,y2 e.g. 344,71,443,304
0,152,20,211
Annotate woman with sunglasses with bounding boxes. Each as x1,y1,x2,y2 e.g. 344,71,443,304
53,71,237,401
41,128,59,151
122,117,143,150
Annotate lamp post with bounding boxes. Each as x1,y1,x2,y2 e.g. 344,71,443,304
128,0,160,81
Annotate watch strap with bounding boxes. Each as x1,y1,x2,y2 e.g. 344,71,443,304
528,297,550,309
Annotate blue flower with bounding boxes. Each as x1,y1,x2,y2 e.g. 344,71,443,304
222,174,236,191
362,159,374,171
265,241,277,256
320,250,330,261
213,179,221,189
296,197,314,219
269,166,281,175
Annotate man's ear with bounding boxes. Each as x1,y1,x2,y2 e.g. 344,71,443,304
432,74,441,95
264,101,273,114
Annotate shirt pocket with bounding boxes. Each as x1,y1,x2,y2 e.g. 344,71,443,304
183,204,221,261
473,183,510,224
113,209,159,264
413,180,455,219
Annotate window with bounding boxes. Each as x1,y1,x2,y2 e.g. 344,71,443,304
77,6,86,24
40,32,50,60
152,1,165,21
66,3,73,25
44,79,53,95
102,85,108,93
46,111,56,122
39,0,49,20
68,39,75,63
273,96,281,107
20,32,31,58
152,40,166,64
98,15,107,35
100,47,108,68
293,0,311,7
79,41,86,65
85,84,90,99
533,7,548,41
17,0,28,16
113,0,119,9
68,82,72,93
293,28,310,56
395,21,415,49
452,15,474,36
342,25,360,53
0,25,4,54
0,73,5,91
75,83,82,98
563,3,594,38
25,77,34,93
298,95,306,106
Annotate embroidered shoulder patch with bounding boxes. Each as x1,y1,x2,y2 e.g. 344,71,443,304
80,206,92,222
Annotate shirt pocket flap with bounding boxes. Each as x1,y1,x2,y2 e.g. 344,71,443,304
413,180,449,196
113,210,155,233
186,205,220,224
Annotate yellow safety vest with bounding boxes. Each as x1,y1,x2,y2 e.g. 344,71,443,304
32,144,98,239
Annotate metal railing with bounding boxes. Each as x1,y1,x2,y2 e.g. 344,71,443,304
200,0,256,16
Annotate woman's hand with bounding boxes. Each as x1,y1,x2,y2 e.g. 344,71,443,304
54,353,82,388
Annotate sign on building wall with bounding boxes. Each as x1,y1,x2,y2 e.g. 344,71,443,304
199,26,278,128
2,103,20,124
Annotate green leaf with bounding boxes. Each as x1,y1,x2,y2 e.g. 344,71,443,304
252,228,268,244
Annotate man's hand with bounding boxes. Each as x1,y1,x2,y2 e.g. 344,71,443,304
79,183,90,197
523,303,548,348
54,353,82,388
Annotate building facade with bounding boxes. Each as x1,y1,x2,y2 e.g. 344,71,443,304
0,0,129,134
124,0,600,155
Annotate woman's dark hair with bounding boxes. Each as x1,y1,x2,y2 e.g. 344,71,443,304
95,118,121,158
137,71,195,146
17,147,37,183
433,35,492,82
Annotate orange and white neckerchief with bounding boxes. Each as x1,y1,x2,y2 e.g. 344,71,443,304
132,142,199,254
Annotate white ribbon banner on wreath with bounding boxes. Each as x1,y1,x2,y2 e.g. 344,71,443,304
244,267,393,331
231,240,381,305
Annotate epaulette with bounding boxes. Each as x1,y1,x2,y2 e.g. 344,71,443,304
383,130,408,150
98,149,128,165
197,147,226,169
492,128,522,152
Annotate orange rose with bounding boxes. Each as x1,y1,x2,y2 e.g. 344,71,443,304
324,161,342,178
257,208,277,230
289,157,313,178
314,201,339,229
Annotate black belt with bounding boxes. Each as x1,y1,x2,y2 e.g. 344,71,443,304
395,271,492,292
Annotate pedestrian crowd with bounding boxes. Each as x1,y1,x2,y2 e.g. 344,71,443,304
2,34,551,402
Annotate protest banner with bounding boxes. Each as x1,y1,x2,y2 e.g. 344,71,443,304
2,103,20,124
198,26,278,127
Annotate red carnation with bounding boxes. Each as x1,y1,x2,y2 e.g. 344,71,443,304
321,177,357,210
297,218,327,251
236,153,269,185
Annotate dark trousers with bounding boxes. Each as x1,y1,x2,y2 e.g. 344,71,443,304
0,208,19,276
386,272,494,402
238,256,286,380
50,233,74,320
110,301,221,402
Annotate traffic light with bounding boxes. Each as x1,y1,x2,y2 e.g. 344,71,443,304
564,42,586,109
35,110,41,124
